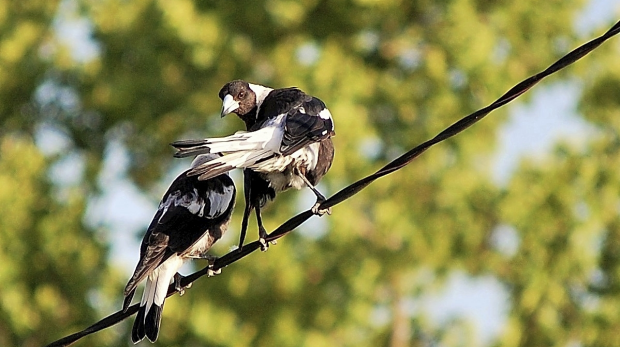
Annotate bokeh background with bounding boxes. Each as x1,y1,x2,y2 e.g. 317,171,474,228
2,0,620,346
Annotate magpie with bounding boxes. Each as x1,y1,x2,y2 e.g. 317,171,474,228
172,80,335,250
122,153,236,343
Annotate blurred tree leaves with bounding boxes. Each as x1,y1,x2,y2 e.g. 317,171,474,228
1,0,620,346
0,136,118,347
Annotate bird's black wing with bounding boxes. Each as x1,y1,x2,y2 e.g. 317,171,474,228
122,210,172,309
256,87,334,156
279,97,335,156
123,173,235,304
255,87,309,125
166,175,235,253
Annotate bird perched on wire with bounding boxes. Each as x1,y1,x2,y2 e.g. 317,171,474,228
171,80,335,250
122,153,236,343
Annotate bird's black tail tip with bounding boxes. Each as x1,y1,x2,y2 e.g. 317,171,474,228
144,304,163,342
131,305,147,344
132,303,163,343
172,147,213,159
170,139,208,148
173,151,187,158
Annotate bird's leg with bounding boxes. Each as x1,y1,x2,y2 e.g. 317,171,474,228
255,206,275,251
238,201,252,251
295,169,332,216
173,273,192,296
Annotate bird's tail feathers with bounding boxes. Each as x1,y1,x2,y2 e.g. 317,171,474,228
173,128,278,158
171,138,211,147
145,304,163,342
188,149,274,180
123,253,166,312
173,146,211,158
171,139,213,158
132,305,147,343
131,257,182,343
131,302,163,343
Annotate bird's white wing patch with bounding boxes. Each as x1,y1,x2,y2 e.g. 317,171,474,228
176,188,203,215
157,189,208,220
318,108,333,120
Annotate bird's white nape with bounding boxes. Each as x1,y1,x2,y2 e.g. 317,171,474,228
248,83,273,106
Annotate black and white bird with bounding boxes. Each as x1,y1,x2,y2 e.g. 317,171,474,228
172,80,335,250
122,154,236,343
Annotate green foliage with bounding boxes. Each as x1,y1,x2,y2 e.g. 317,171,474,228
0,136,114,347
2,0,619,346
0,0,58,133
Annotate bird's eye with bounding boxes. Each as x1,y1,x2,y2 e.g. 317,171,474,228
238,92,245,98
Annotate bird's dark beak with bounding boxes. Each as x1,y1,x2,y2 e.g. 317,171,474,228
221,94,239,117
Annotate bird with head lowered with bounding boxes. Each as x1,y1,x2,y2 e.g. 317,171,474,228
123,153,236,343
172,80,335,251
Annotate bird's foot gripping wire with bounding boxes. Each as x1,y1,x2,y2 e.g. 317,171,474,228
189,253,221,277
200,254,222,277
173,273,193,296
258,226,276,252
311,199,331,216
295,168,332,216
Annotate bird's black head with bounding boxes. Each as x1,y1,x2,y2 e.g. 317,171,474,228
218,80,257,118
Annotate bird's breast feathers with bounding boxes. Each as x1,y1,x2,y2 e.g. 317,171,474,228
253,142,321,191
182,231,214,257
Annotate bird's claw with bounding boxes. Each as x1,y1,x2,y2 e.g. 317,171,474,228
203,255,221,277
258,227,276,252
311,201,331,216
207,266,222,277
173,273,192,296
258,237,277,252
